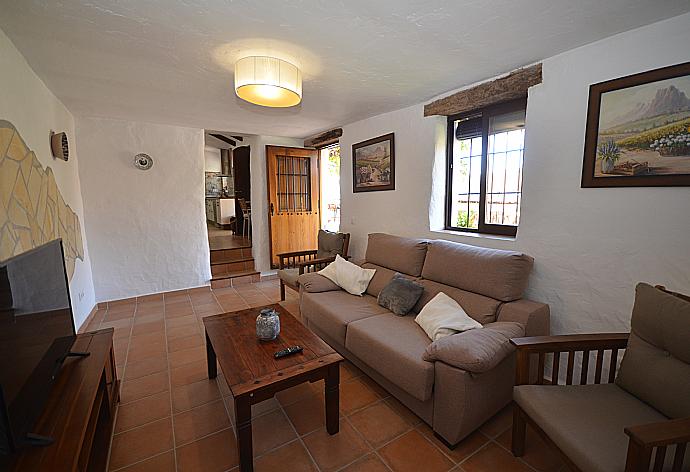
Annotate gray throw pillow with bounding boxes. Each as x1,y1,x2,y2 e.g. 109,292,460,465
377,273,424,316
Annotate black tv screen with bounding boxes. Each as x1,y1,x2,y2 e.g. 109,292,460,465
0,239,76,454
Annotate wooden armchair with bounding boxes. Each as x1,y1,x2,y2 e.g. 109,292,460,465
277,232,350,301
510,284,690,472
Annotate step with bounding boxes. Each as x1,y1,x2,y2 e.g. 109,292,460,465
210,270,261,289
210,256,254,266
211,259,255,277
210,247,253,264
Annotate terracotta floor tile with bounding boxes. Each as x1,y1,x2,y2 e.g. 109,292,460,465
340,378,381,415
224,396,281,422
479,406,513,438
172,378,221,413
460,442,533,472
275,382,316,406
383,397,423,427
303,420,370,472
115,391,171,433
109,418,174,470
359,376,390,399
101,318,133,331
138,293,165,303
341,361,364,381
251,409,297,457
378,430,453,472
170,360,209,387
104,310,135,323
168,345,206,368
120,371,170,404
349,401,411,448
166,324,201,340
126,340,166,363
167,333,205,352
341,453,391,472
418,424,489,463
497,425,564,472
175,428,238,472
283,393,327,436
133,313,164,327
254,440,318,472
173,399,231,447
132,319,165,337
116,451,175,472
124,356,168,381
166,314,197,329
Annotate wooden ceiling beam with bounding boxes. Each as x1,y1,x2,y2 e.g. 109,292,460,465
304,128,343,148
423,63,542,117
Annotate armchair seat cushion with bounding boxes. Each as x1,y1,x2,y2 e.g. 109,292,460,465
346,313,434,402
514,384,668,472
277,268,300,287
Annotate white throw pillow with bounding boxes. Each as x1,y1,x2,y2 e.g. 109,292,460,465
415,292,482,341
318,255,376,296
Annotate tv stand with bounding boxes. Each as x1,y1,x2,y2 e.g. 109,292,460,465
2,329,119,471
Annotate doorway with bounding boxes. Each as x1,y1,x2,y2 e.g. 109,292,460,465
266,145,320,268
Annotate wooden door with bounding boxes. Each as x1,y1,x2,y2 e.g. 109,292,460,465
266,146,320,268
233,146,251,234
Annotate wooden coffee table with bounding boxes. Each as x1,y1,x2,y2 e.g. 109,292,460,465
204,304,343,472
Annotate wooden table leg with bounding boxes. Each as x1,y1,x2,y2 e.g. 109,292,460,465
206,330,217,379
235,395,254,472
325,363,340,435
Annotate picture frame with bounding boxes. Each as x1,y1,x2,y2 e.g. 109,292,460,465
581,61,690,188
352,133,395,193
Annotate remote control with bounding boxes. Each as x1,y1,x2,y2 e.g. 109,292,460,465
274,346,303,359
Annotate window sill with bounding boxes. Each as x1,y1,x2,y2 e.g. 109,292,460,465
431,228,517,242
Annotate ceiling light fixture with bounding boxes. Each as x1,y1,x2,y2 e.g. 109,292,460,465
234,56,302,107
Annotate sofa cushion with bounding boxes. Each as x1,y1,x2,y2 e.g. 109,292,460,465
300,291,389,346
616,283,690,419
346,313,434,402
413,279,501,324
423,322,524,373
318,255,376,296
421,240,533,302
377,274,424,316
361,263,415,298
365,233,428,277
415,292,482,341
514,384,668,472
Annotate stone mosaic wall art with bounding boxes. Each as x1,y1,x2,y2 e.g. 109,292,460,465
0,120,84,279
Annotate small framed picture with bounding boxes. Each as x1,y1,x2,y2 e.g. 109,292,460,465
582,62,690,188
352,133,395,192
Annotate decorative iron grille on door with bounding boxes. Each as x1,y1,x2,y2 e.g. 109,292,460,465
276,155,312,213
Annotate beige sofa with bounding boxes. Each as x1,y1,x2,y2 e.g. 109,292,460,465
298,233,550,446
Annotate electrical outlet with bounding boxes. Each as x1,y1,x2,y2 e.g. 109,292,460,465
350,216,356,225
78,291,84,301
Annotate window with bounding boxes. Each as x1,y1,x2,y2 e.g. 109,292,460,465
445,98,526,236
276,155,312,212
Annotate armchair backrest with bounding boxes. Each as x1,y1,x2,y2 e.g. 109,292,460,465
316,230,350,259
615,283,690,419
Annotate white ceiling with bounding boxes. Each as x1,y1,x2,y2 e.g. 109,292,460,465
2,1,689,138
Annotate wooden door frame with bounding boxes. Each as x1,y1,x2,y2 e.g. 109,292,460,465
265,145,321,269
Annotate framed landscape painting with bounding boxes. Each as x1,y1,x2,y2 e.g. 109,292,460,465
352,133,395,192
582,62,690,187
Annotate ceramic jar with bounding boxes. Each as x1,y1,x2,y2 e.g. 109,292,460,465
256,308,280,341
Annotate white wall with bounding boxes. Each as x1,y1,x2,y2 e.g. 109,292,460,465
76,117,209,302
0,28,96,329
340,13,690,336
204,146,221,172
245,135,304,273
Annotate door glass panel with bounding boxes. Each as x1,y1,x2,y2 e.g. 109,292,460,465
486,109,525,226
451,117,482,230
276,155,311,212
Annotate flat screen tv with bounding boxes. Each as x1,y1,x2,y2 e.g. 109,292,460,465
0,239,77,454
